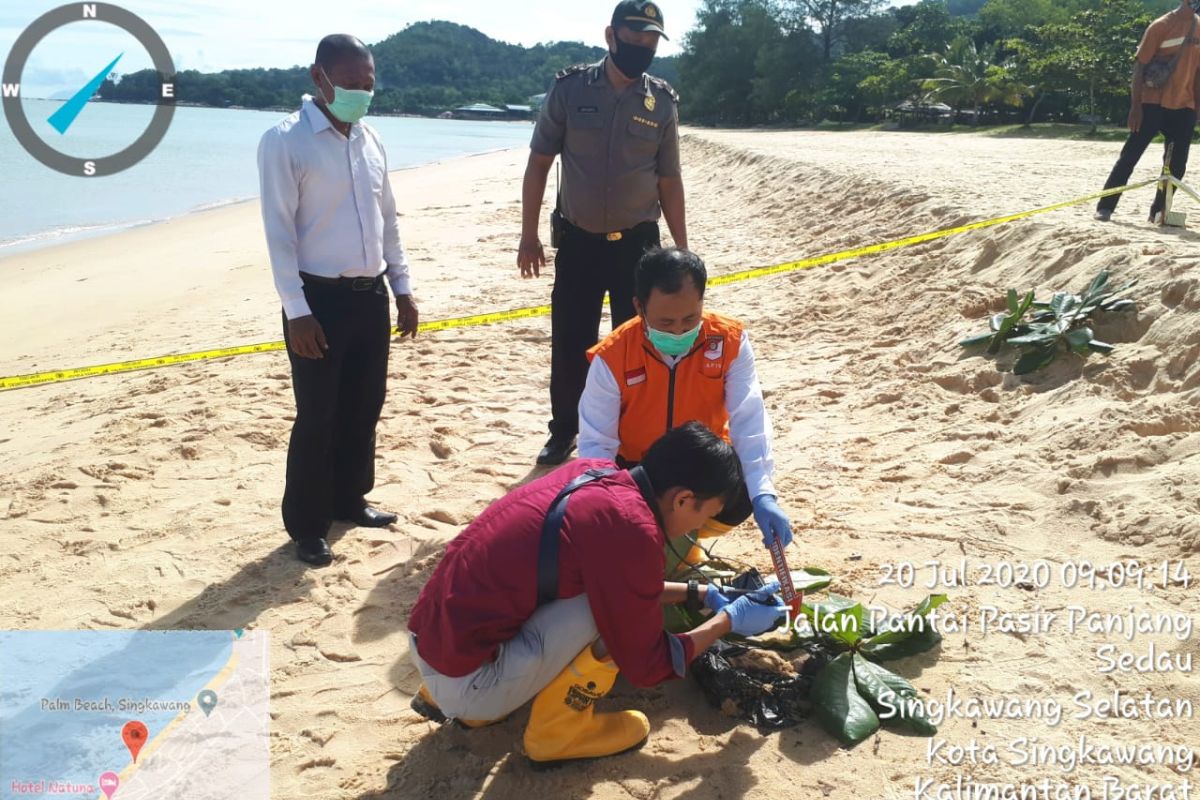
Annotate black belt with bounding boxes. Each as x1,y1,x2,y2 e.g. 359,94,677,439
300,271,385,292
563,219,657,243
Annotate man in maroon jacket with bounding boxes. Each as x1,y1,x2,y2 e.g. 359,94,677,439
407,422,786,767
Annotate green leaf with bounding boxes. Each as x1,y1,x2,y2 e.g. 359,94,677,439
1006,288,1019,315
861,595,948,649
1066,327,1094,354
1007,332,1059,347
1050,291,1081,318
802,595,866,647
1103,299,1137,312
908,593,949,619
812,653,880,745
960,332,993,348
852,655,938,736
1087,340,1115,354
1015,290,1034,317
989,313,1008,332
1083,270,1110,300
861,623,944,661
791,568,833,593
1015,346,1059,374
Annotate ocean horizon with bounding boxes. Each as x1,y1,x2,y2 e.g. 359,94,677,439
1,98,534,256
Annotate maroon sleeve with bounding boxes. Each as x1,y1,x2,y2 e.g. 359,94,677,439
568,490,696,687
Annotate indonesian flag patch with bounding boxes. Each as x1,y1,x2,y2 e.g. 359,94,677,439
625,367,647,386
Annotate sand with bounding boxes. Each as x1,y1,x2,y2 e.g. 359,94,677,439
1,128,1197,799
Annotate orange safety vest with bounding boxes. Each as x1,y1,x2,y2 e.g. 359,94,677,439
588,312,744,464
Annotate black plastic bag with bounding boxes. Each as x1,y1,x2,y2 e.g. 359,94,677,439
690,569,834,730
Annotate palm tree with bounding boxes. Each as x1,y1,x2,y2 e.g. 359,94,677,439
922,37,1032,126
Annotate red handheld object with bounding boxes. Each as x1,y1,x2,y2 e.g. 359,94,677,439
767,538,803,616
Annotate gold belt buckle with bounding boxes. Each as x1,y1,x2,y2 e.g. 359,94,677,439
606,231,623,242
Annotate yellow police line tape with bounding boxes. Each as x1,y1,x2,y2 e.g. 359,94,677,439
0,176,1160,393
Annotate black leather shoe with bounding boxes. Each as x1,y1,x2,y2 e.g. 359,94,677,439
297,538,333,567
536,434,576,466
338,506,398,528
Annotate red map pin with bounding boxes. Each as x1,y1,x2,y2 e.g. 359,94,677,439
122,721,148,762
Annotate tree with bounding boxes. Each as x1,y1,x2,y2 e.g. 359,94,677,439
1017,0,1154,127
783,0,887,62
888,0,977,58
978,0,1069,38
679,0,789,124
922,37,1032,124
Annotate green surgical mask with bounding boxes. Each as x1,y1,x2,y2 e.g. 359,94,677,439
318,67,373,124
647,322,702,357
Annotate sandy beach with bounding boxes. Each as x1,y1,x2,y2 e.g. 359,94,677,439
1,128,1197,799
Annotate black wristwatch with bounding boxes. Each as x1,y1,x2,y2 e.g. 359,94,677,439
686,579,703,613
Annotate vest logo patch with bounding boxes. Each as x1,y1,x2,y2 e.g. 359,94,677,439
625,367,647,386
704,336,724,361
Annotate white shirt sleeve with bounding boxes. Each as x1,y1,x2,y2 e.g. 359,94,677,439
578,356,622,460
257,128,310,320
375,137,412,297
726,330,777,499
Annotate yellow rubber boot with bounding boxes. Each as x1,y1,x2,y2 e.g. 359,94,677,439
523,646,650,768
412,683,505,729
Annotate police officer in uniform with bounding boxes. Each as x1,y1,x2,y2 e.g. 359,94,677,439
518,0,687,466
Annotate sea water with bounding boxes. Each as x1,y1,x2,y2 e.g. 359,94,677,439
0,98,533,254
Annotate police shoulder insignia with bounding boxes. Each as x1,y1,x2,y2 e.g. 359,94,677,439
555,64,590,81
648,76,680,104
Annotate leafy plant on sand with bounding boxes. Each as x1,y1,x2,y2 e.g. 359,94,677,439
960,270,1138,374
671,543,945,746
801,593,946,744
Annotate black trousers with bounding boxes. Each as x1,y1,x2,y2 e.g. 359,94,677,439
549,220,661,439
1098,103,1197,215
281,283,390,543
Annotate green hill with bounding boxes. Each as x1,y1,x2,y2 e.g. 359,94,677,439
98,20,680,116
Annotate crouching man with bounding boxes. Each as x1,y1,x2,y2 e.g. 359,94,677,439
406,422,785,767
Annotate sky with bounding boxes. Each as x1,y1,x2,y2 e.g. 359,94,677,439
0,0,707,98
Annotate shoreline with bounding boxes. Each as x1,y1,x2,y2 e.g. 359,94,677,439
0,143,526,262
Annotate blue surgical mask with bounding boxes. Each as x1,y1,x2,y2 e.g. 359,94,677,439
647,322,701,357
318,67,373,124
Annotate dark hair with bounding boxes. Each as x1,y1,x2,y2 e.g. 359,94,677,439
640,422,743,503
314,34,372,70
635,247,707,308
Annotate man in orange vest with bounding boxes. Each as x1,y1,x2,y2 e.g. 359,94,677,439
580,247,792,562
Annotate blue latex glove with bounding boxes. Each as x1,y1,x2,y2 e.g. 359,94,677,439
722,591,789,637
703,580,781,614
752,494,793,550
703,584,733,614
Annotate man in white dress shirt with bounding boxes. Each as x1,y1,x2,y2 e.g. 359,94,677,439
580,248,792,571
257,34,419,567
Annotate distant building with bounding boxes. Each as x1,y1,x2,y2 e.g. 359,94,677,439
451,103,507,121
450,103,534,121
